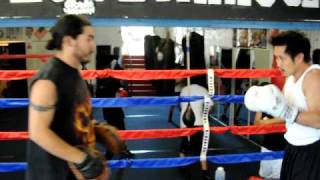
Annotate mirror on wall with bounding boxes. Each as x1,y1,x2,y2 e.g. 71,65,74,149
1,26,320,125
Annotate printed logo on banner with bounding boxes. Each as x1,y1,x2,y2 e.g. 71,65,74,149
11,0,97,15
62,0,95,15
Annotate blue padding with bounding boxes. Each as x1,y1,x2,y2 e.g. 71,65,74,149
0,151,283,172
1,18,320,30
213,95,243,104
208,151,284,164
0,95,244,108
0,163,27,173
0,98,29,108
108,157,199,168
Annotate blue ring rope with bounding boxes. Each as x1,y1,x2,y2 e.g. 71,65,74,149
0,151,283,172
0,95,244,108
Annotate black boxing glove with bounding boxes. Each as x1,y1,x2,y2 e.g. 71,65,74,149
69,147,105,180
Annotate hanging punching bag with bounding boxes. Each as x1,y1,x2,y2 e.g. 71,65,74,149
182,103,196,128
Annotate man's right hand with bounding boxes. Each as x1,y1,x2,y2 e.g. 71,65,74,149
244,84,298,124
96,168,110,180
69,147,108,180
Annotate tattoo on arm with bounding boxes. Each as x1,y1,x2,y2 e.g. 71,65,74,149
29,102,56,112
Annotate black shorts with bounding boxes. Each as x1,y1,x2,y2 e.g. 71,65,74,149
263,133,286,151
280,140,320,180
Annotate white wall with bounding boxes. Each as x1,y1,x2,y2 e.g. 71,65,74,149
303,30,320,51
94,27,122,46
204,28,233,67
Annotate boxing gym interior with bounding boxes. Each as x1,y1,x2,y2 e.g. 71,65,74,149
1,1,320,180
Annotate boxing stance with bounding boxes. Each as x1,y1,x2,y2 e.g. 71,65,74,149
27,15,122,180
245,31,320,180
252,82,285,179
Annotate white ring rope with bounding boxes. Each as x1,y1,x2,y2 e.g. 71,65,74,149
200,69,215,162
207,69,215,96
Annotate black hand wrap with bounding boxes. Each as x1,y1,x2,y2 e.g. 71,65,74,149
74,152,104,179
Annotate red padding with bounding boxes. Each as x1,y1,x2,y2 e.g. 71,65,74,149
248,176,264,180
0,69,282,80
231,124,286,135
0,124,286,141
0,132,29,140
0,54,54,60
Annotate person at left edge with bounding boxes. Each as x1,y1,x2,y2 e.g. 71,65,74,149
26,15,109,180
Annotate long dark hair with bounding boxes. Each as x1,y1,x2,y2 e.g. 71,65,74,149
46,15,91,50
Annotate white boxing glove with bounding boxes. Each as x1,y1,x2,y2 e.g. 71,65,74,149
244,84,298,124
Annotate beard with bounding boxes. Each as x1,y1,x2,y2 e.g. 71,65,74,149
80,58,91,64
74,42,94,63
76,49,94,65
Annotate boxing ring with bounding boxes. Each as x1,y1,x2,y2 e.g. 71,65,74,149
0,54,286,179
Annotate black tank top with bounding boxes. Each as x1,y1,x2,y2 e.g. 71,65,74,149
26,58,95,180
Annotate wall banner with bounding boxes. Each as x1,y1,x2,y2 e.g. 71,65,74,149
3,0,320,22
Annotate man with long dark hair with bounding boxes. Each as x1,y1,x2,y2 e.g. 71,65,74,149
27,15,109,180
